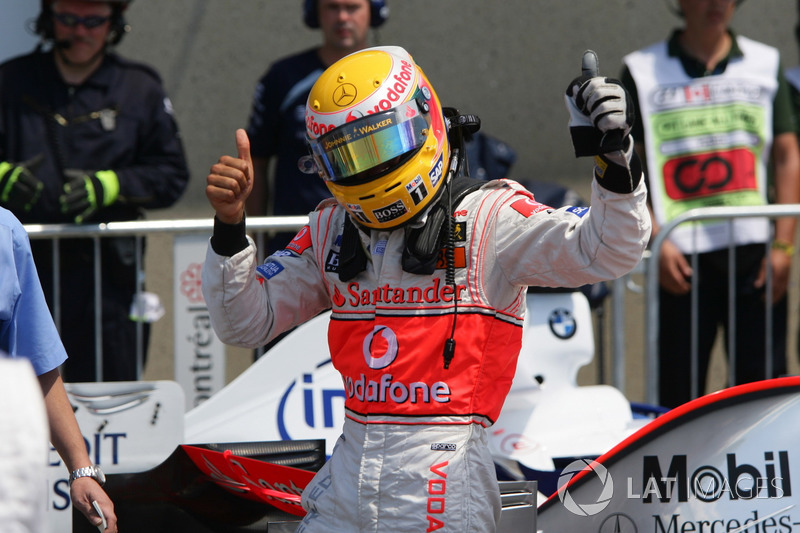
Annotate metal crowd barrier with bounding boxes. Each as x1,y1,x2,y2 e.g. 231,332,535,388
25,216,308,382
644,204,800,406
27,215,638,388
26,206,798,404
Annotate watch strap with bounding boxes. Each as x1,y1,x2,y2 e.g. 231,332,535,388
69,465,105,487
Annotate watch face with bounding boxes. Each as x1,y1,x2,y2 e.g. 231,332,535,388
92,465,106,485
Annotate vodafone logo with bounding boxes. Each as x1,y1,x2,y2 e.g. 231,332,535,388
286,225,312,255
370,59,416,113
362,325,398,369
306,113,335,138
510,197,551,218
346,110,364,123
305,54,419,137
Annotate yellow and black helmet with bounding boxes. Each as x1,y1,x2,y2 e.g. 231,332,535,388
305,46,450,230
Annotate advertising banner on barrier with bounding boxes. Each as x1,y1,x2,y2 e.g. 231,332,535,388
173,233,226,410
47,381,184,532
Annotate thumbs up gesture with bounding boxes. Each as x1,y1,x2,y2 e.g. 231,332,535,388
206,129,254,224
564,50,633,157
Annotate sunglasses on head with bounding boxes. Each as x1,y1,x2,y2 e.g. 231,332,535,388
53,12,111,29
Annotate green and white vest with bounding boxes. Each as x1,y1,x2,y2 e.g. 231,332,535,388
624,36,779,254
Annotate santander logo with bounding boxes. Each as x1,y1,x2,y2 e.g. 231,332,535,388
332,286,346,307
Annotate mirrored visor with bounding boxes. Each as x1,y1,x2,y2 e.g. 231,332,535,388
309,100,430,184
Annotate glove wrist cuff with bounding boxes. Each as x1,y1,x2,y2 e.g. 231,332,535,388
211,214,249,257
95,170,120,206
594,138,642,194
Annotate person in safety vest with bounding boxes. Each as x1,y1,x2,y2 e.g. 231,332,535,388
0,207,117,531
621,0,800,408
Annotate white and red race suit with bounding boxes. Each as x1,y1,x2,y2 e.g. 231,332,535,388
202,177,650,532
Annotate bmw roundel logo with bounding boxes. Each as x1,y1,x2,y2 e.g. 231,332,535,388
548,308,576,339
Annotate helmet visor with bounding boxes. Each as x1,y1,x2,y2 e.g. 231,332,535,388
309,100,431,184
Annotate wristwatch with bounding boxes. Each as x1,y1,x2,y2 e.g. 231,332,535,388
69,465,106,487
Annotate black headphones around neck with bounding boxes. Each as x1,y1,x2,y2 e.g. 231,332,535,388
34,1,129,46
303,0,388,29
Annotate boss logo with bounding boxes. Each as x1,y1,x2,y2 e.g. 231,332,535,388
372,200,407,223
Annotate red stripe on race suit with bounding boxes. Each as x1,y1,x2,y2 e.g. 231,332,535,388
328,312,521,423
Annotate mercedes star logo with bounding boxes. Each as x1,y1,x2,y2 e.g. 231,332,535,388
333,83,358,107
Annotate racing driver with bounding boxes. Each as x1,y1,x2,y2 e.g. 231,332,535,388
202,46,650,532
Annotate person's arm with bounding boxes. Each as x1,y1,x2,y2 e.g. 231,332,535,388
58,74,190,223
625,57,693,296
244,68,281,218
39,369,117,532
4,209,116,529
755,131,800,301
202,129,331,348
497,65,651,288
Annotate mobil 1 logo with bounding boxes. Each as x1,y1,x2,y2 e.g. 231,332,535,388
347,203,372,225
406,175,428,205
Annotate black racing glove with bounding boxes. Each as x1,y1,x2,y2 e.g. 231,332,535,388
59,169,120,223
0,154,44,212
565,50,640,193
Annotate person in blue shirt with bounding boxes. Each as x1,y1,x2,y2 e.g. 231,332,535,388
0,206,117,531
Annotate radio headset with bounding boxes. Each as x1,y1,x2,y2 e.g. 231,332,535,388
34,0,130,47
